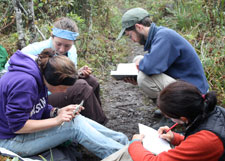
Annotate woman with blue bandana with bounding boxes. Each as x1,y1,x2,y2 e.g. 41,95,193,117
19,17,108,125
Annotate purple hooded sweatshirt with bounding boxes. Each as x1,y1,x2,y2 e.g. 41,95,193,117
0,50,52,139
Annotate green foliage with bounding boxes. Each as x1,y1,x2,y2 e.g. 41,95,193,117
171,0,207,31
0,0,224,105
11,157,20,161
114,0,224,105
66,12,86,31
1,156,21,161
38,149,54,161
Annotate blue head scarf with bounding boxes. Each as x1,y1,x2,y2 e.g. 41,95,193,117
52,27,79,40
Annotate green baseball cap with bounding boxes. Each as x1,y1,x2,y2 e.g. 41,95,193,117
117,8,150,40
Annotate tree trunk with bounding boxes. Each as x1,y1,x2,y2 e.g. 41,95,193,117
27,0,37,43
12,0,26,49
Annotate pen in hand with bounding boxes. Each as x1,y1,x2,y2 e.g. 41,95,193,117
164,122,179,133
73,100,84,115
61,100,84,126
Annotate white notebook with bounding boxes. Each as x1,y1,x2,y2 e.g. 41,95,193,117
110,63,138,80
139,123,171,155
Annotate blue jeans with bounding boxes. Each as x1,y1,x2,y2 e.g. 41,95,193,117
0,115,129,159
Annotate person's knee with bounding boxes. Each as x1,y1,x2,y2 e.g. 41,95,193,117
72,115,85,132
83,75,100,89
137,72,160,98
119,133,129,145
88,75,98,84
137,72,147,86
66,79,93,101
73,79,93,91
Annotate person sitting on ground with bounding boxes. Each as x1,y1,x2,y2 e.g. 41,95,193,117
129,81,225,161
117,8,209,100
0,48,129,159
5,17,107,125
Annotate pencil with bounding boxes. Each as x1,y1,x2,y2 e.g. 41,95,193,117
165,122,178,133
73,100,84,115
61,100,84,126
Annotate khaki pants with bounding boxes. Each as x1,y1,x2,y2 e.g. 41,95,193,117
133,55,176,99
101,145,133,161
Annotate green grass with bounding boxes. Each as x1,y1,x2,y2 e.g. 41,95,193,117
0,1,224,159
112,0,225,106
0,0,224,106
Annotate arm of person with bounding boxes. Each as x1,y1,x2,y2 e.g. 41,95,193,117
21,39,51,56
139,33,180,75
67,45,78,67
78,65,93,78
15,104,84,134
128,130,224,161
4,39,51,70
170,132,185,146
158,126,184,146
15,118,60,134
41,104,54,119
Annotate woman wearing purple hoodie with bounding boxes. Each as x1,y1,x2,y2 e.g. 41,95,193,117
5,17,108,125
0,48,128,159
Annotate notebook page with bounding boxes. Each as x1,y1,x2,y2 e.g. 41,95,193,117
139,123,171,155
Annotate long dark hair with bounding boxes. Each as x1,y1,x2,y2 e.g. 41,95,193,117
157,81,217,123
37,48,77,86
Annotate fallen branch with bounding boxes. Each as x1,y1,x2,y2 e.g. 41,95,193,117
0,17,15,32
17,1,28,15
35,25,46,40
17,1,46,40
200,32,207,61
115,103,137,109
0,5,12,23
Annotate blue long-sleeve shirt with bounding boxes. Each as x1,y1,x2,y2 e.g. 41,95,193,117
5,38,78,69
139,23,209,94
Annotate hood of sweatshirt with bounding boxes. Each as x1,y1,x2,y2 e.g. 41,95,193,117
8,50,43,89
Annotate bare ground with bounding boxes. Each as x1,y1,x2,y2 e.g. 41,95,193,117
82,43,162,160
102,43,162,139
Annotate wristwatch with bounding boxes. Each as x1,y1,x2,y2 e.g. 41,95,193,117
53,108,59,117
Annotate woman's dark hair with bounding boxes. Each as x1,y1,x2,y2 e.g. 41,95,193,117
157,81,217,122
126,17,152,31
37,48,78,86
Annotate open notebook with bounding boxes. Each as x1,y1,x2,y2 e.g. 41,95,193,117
139,123,172,155
110,63,138,80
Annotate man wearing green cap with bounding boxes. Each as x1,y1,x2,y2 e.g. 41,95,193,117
117,7,209,101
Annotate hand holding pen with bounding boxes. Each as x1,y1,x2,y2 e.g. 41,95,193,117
73,100,84,115
60,100,85,126
158,123,178,142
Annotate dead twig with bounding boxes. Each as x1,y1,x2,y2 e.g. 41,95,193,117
0,5,12,23
18,1,46,40
0,17,15,32
200,32,207,61
115,103,137,110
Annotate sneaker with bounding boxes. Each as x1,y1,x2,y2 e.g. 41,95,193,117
154,109,162,118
